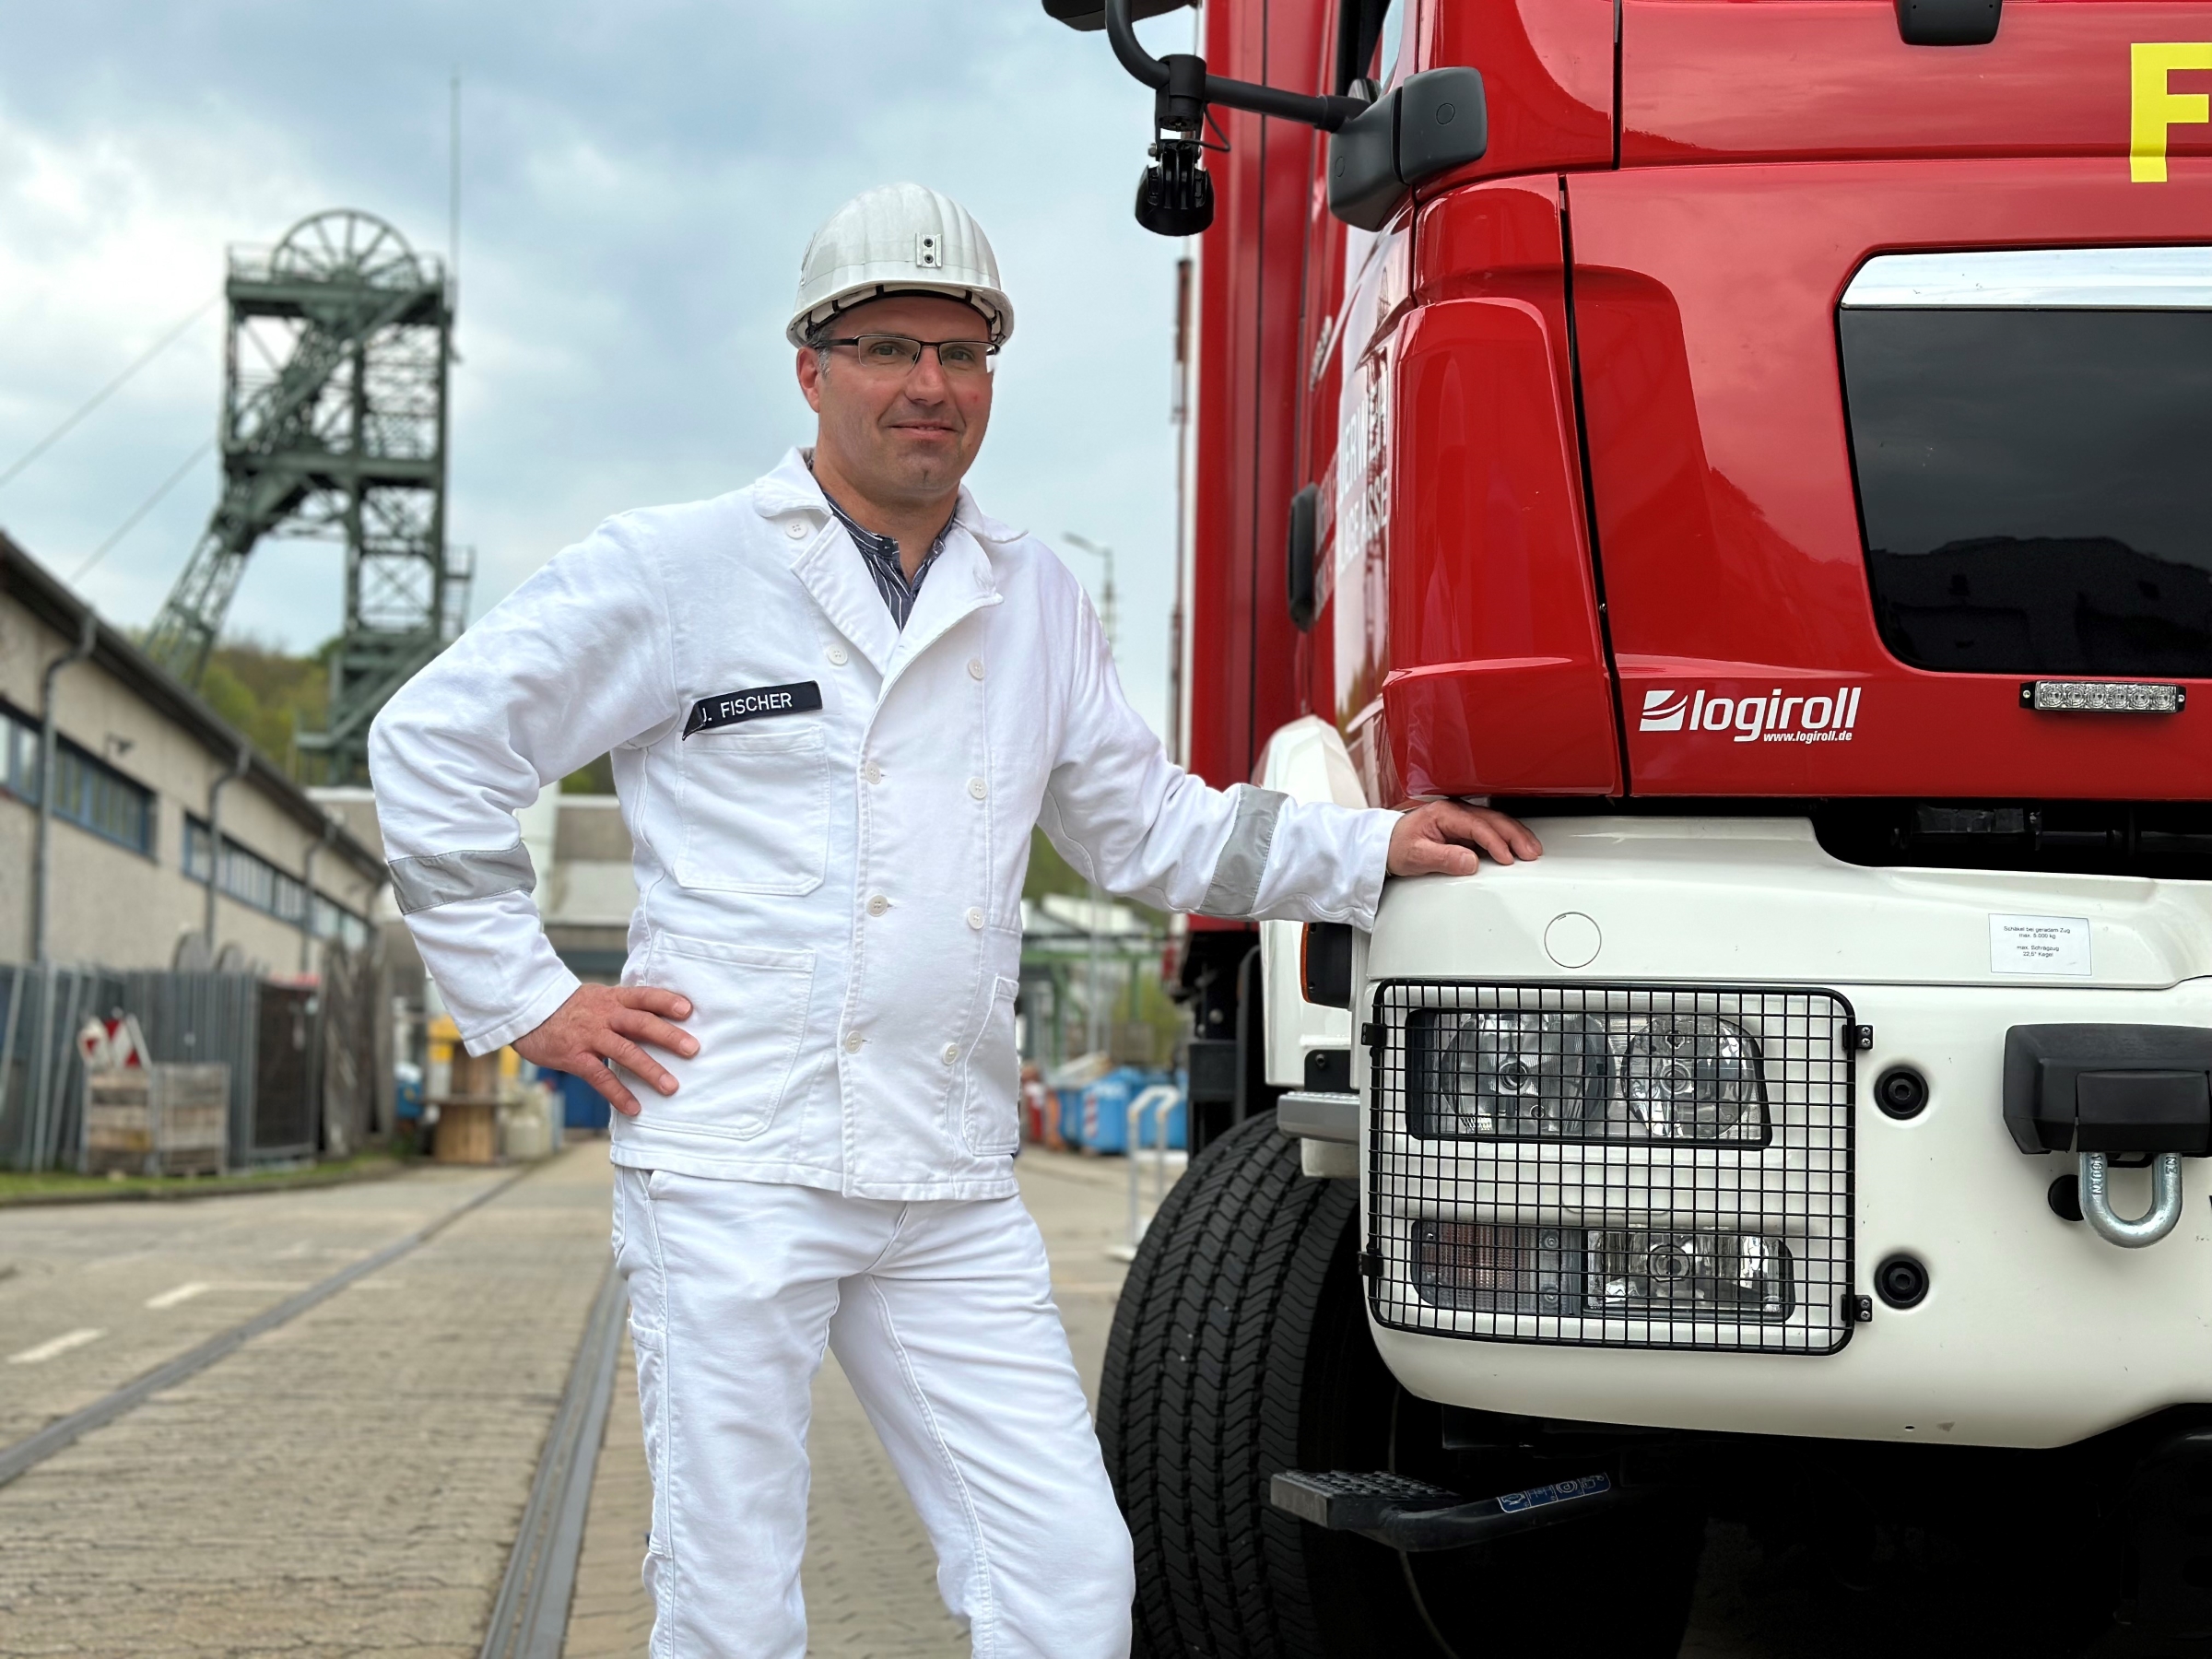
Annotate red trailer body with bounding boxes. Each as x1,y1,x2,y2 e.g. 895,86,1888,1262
1177,0,1323,924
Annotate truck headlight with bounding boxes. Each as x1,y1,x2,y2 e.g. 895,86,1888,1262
1621,1015,1763,1140
1412,1010,1607,1138
1373,982,1852,1354
1586,1229,1794,1321
1413,1220,1793,1322
1408,1009,1767,1144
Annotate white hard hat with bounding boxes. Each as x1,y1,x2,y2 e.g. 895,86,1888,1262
786,182,1014,349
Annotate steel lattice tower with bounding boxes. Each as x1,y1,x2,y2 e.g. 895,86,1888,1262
145,208,466,783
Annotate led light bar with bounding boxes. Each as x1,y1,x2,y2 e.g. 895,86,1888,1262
2022,680,2185,714
1412,1221,1794,1323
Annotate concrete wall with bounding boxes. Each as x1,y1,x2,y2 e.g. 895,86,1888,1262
319,786,642,1000
308,785,422,994
544,794,635,982
1,593,382,973
547,796,636,929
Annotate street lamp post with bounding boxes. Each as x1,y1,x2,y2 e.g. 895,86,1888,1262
1063,532,1118,661
1064,532,1117,1062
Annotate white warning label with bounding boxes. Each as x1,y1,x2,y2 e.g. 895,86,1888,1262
1989,914,2092,976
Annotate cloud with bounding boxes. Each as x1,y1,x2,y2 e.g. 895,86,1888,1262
0,0,1194,735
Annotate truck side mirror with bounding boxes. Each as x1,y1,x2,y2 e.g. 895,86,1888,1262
1041,0,1195,29
1300,923,1353,1007
1328,66,1488,233
1287,484,1320,631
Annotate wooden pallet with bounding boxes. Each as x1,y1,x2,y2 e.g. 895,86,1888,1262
84,1065,229,1177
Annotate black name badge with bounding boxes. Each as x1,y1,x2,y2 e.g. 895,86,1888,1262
683,681,823,737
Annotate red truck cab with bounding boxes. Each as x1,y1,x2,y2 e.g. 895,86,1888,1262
1060,5,2212,1654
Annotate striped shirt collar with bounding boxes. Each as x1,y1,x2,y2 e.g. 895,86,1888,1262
813,478,956,632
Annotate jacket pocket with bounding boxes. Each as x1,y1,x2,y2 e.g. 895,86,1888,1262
674,724,830,895
959,973,1022,1158
632,934,815,1141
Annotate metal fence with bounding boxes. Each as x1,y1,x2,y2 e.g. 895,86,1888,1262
1,966,268,1172
318,941,387,1157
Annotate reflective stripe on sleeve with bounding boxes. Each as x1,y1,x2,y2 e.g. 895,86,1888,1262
387,841,537,915
1198,786,1287,918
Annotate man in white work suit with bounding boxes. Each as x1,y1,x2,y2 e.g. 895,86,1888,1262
370,183,1539,1659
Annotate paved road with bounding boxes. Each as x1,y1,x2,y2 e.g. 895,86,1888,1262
0,1139,2056,1657
0,1145,609,1657
0,1163,514,1446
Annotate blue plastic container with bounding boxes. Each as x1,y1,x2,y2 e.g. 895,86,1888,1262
549,1069,612,1132
1076,1067,1185,1154
1053,1086,1088,1148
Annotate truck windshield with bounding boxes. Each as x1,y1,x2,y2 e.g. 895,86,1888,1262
1840,249,2212,678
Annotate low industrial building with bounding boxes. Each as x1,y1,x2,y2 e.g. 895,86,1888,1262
2,534,384,971
308,786,638,994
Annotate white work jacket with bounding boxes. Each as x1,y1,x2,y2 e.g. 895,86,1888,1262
370,449,1394,1199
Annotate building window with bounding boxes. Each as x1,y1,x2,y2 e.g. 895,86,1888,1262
312,893,370,950
1,702,155,856
185,816,365,943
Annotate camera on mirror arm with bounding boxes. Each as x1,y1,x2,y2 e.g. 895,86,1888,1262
1083,0,1382,238
1137,138,1213,237
1135,53,1215,236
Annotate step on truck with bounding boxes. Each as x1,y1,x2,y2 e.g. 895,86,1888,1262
1051,2,2212,1653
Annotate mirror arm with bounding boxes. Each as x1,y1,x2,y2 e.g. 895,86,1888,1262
1205,75,1367,132
1107,0,1366,132
1104,0,1171,87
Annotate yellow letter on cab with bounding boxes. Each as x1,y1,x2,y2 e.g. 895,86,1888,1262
2133,42,2212,182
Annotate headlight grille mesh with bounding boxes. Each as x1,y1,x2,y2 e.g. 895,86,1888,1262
1366,982,1856,1355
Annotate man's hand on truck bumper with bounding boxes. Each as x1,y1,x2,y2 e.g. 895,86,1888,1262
1386,801,1542,878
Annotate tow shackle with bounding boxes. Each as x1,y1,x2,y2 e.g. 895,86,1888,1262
2080,1152,2187,1249
2004,1024,2212,1253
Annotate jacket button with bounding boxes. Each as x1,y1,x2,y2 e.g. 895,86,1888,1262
863,761,883,785
866,894,889,917
942,1042,959,1065
967,657,984,680
826,644,849,666
967,777,987,801
784,520,808,540
843,1031,865,1054
966,907,983,930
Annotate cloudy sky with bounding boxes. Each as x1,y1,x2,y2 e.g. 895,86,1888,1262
0,1,1197,737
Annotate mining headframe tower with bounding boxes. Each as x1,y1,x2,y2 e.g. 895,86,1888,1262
143,207,468,785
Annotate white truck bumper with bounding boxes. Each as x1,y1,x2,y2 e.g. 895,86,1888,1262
1359,815,2212,1451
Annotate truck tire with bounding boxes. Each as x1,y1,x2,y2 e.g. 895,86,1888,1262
1099,1110,1702,1659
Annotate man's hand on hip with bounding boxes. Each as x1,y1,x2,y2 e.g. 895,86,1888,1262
1387,800,1543,878
513,984,697,1117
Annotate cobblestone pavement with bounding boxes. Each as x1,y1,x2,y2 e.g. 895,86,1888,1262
562,1147,1139,1659
0,1162,514,1446
0,1141,614,1657
0,1132,1989,1657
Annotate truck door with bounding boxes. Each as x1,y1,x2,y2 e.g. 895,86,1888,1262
1578,0,2212,798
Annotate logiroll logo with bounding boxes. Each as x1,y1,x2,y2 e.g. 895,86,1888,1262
1639,687,1864,744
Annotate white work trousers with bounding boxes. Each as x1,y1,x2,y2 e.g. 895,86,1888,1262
611,1168,1135,1659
